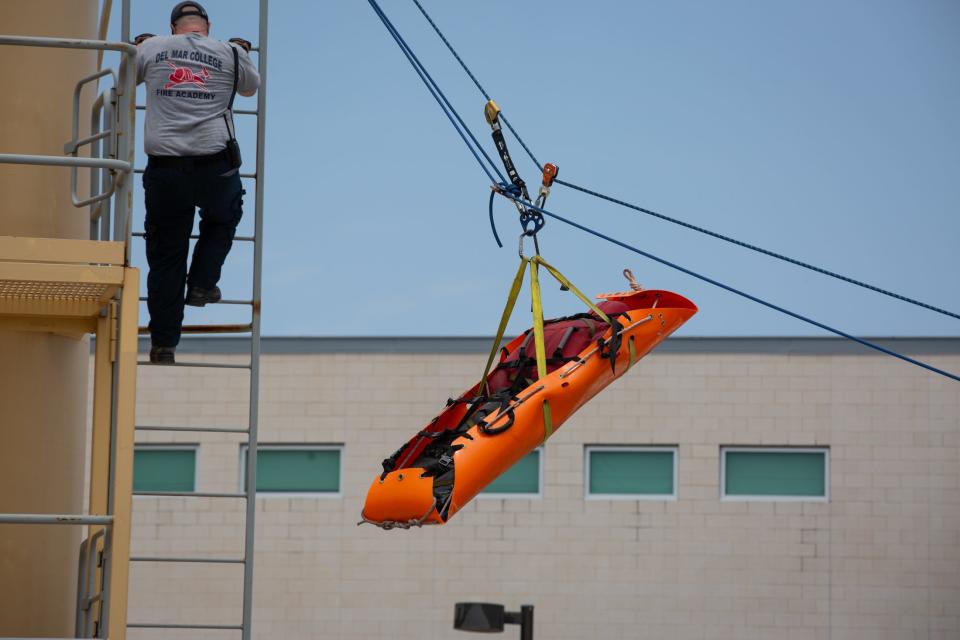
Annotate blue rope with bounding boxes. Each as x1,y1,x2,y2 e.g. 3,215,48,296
498,113,542,172
408,0,544,171
488,189,503,248
553,178,960,322
366,0,504,185
409,0,492,102
384,0,958,381
493,190,960,384
407,0,960,324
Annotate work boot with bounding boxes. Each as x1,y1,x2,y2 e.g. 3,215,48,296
149,345,176,364
185,285,222,307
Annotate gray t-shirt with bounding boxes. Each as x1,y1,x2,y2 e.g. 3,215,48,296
137,33,259,156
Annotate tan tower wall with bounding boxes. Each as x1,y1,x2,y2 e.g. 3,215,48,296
0,1,100,636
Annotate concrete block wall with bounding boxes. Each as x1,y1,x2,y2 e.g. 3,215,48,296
113,339,959,639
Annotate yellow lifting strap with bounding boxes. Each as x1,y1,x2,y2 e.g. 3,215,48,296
532,256,613,325
479,257,528,396
529,258,548,380
478,255,618,443
541,400,554,441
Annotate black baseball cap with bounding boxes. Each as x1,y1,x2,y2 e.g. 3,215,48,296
170,2,209,25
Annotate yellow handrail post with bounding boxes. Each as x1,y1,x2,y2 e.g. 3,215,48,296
105,266,138,640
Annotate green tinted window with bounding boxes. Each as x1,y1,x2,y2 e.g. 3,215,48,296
588,449,675,496
133,448,196,492
482,450,540,495
724,450,826,498
246,448,340,493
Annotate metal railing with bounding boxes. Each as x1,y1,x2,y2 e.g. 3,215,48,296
0,35,136,252
75,529,110,637
66,68,118,209
88,90,117,242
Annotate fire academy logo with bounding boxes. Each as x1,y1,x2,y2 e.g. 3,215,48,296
165,61,210,91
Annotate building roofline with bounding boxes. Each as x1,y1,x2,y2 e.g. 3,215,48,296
128,336,960,355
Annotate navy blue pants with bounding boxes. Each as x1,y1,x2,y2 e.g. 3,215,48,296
143,153,244,348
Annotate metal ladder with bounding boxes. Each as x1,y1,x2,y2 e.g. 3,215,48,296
122,1,269,638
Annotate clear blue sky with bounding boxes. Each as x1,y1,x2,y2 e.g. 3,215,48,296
108,0,959,337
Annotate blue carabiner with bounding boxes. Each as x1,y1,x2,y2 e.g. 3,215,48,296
488,182,545,248
519,209,545,236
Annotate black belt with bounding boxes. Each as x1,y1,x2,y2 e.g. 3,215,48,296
147,149,228,169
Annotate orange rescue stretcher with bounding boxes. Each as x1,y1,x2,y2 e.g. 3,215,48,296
360,260,697,529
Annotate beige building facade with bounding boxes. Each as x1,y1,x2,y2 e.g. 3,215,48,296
119,336,959,639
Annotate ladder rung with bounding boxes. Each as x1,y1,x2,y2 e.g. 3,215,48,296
127,623,243,630
131,556,244,564
137,296,253,306
133,491,247,498
136,104,258,116
137,360,251,370
132,231,255,242
133,168,256,180
215,299,254,306
138,323,253,335
137,425,249,434
0,514,112,526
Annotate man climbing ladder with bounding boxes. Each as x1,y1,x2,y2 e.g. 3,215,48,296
135,2,259,363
